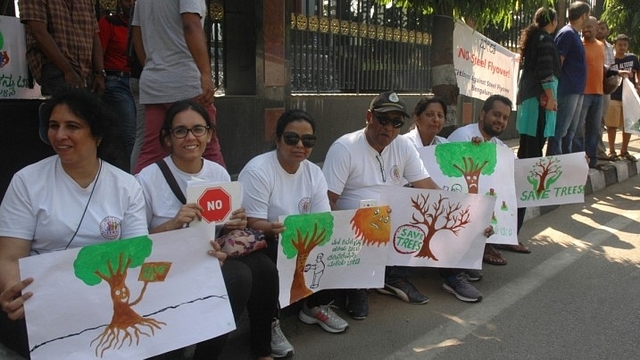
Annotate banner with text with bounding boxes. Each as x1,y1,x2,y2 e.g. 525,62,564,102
515,153,588,207
453,21,519,106
0,16,41,99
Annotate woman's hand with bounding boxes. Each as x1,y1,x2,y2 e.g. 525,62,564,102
208,239,227,266
471,136,484,144
171,203,203,230
0,278,34,320
223,208,248,232
544,97,557,111
270,221,285,236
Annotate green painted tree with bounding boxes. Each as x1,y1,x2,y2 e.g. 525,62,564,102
435,142,497,194
281,213,334,304
74,236,168,357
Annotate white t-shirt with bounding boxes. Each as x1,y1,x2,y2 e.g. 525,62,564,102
238,150,330,222
132,0,206,104
0,156,148,255
447,123,507,147
136,156,230,230
403,128,448,148
323,129,430,210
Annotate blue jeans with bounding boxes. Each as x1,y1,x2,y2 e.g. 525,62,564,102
578,94,604,167
546,93,584,155
102,75,136,167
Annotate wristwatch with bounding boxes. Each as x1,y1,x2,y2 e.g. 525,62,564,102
94,69,106,77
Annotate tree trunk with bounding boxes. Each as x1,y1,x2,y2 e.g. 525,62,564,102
290,251,313,304
537,172,548,193
431,2,459,125
464,169,482,194
415,231,438,260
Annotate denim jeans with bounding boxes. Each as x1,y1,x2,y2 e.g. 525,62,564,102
129,77,146,172
102,75,136,169
546,93,584,155
578,94,604,167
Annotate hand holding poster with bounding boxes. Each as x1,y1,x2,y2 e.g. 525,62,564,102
277,209,389,307
515,153,588,207
19,227,234,360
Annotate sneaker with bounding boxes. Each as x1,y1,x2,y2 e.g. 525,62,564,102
377,278,429,304
442,274,483,303
298,302,349,333
346,289,369,320
270,319,294,358
464,269,483,282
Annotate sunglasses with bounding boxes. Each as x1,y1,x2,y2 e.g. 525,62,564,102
282,132,317,148
374,112,404,129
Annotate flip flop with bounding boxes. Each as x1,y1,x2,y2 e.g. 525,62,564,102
483,244,507,265
483,252,507,265
494,243,532,254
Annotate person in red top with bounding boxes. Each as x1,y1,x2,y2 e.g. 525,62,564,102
98,0,136,171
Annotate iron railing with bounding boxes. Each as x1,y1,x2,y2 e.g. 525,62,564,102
289,0,433,94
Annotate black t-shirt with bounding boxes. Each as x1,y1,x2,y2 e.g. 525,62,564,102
609,54,640,101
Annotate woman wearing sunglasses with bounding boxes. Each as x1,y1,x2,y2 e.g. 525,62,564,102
238,110,349,353
136,100,277,360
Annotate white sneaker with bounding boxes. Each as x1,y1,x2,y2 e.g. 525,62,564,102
271,319,294,358
298,302,349,333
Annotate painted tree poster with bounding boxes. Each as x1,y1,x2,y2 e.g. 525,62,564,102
418,142,518,245
515,153,588,207
19,227,235,360
380,187,496,269
277,208,390,307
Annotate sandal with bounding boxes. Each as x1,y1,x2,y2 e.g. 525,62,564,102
604,152,619,161
620,152,638,162
494,242,532,254
483,244,507,265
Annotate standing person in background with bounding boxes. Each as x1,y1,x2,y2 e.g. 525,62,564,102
99,0,136,171
132,0,225,173
18,0,105,96
604,34,640,162
595,20,615,161
516,7,560,159
546,1,591,156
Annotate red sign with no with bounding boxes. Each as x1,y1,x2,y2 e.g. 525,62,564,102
197,187,231,223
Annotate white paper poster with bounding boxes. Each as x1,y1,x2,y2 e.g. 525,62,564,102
622,78,640,135
380,187,496,270
277,209,389,307
20,227,235,360
418,142,518,245
453,20,519,106
0,15,41,99
515,153,588,207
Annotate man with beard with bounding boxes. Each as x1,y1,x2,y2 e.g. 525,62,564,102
448,95,529,265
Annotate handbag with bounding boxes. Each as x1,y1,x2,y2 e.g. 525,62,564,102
216,228,268,257
156,159,267,257
603,66,622,95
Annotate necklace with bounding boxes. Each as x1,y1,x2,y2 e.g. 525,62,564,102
63,159,103,250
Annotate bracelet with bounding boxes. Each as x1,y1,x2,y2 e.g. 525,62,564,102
93,69,106,77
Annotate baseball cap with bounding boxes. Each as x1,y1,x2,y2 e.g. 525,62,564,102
369,91,410,118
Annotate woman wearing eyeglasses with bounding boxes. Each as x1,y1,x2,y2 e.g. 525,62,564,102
136,100,277,360
238,110,349,352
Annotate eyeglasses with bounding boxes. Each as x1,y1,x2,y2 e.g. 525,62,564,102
374,112,404,129
170,125,210,139
282,132,317,148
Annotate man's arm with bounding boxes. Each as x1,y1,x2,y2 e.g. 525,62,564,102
131,26,146,65
91,32,105,94
327,191,340,211
25,20,84,88
411,177,441,190
182,12,215,106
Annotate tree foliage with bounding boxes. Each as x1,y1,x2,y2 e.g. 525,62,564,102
281,213,334,259
74,236,153,286
602,0,640,53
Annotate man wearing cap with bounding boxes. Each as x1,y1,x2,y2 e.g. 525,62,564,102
322,91,439,319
